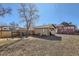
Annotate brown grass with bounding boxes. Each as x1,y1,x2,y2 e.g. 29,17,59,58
0,35,79,56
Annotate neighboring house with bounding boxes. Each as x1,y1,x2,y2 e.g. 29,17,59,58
56,25,76,34
34,24,56,36
0,26,12,38
0,26,20,38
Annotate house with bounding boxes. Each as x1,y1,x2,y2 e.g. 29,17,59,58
0,26,20,38
56,25,76,34
34,24,56,36
0,26,12,38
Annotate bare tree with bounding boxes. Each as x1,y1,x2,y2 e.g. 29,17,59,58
60,21,73,26
0,4,11,17
18,3,39,35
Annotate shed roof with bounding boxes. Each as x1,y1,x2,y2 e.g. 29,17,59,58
34,24,56,29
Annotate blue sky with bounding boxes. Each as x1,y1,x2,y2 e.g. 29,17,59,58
0,3,79,27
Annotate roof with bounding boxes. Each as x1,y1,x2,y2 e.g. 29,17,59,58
34,24,56,29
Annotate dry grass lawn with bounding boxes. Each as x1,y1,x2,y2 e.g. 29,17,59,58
0,35,79,56
0,40,18,46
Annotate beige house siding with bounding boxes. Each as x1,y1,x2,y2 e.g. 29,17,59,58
34,24,56,36
35,28,50,35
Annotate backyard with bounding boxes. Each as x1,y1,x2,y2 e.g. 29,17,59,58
0,35,79,56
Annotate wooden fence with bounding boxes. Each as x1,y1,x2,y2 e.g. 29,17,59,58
0,31,12,38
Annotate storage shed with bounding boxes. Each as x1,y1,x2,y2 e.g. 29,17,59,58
34,24,56,36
